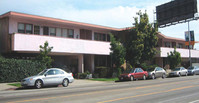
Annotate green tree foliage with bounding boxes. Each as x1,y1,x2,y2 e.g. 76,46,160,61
167,48,182,69
125,11,158,66
36,41,53,68
110,34,126,76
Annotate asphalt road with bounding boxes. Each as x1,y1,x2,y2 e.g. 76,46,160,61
1,75,199,103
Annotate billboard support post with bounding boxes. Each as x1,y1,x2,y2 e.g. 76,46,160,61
188,21,192,67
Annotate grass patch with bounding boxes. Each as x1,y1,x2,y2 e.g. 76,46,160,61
8,83,21,87
89,78,119,81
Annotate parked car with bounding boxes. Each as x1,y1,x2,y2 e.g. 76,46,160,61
147,67,166,79
169,67,188,77
188,66,199,75
21,68,74,89
119,68,148,81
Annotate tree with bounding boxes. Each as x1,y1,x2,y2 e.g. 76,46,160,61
110,34,126,76
125,11,158,66
167,48,182,69
36,41,53,68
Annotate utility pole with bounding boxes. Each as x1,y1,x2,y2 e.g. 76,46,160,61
188,21,192,67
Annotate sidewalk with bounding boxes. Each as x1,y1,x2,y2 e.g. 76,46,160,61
0,79,109,91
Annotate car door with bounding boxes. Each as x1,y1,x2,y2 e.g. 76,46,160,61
155,67,161,78
137,68,144,79
55,70,65,84
133,68,139,79
43,70,58,85
181,67,186,75
195,67,199,74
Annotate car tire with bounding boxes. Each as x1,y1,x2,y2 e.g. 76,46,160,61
185,72,188,76
162,73,166,79
152,74,155,79
143,75,146,80
62,78,69,87
178,73,181,77
130,76,134,81
35,80,43,89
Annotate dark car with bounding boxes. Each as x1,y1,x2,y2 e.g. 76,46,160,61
147,67,166,79
119,68,148,81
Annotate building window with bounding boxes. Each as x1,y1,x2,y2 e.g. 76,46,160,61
94,32,107,41
34,25,40,35
68,29,74,38
165,42,171,47
43,26,49,35
18,23,33,34
56,28,62,37
177,43,183,48
26,24,33,34
18,23,25,33
62,29,67,37
49,27,56,36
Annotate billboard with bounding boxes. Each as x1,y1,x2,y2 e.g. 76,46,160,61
156,0,197,27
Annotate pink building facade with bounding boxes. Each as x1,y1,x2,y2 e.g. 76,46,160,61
0,11,199,73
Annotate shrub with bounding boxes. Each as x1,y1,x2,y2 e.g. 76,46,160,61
0,56,46,83
77,71,91,79
94,67,111,78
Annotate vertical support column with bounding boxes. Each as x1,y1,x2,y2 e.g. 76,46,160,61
78,54,84,73
90,55,95,74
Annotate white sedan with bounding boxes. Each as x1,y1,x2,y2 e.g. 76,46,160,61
21,68,74,89
169,67,188,77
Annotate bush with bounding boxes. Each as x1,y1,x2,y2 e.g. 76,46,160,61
140,63,158,71
94,67,111,78
0,56,46,83
77,71,91,79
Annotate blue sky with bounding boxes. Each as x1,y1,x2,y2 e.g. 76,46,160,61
0,0,199,49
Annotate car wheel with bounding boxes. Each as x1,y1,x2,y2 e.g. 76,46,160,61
35,80,43,89
152,74,155,79
178,73,181,77
143,75,146,80
162,73,166,79
185,72,188,76
62,78,69,87
130,76,134,81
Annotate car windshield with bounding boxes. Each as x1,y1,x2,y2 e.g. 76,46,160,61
188,67,194,70
124,69,135,73
173,68,181,71
38,69,48,75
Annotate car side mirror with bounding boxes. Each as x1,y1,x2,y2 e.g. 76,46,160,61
44,74,47,77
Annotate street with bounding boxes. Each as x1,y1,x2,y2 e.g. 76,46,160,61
1,76,199,103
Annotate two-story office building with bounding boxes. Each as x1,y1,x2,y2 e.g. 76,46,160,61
0,11,199,73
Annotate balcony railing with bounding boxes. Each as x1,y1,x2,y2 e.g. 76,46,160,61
11,33,111,55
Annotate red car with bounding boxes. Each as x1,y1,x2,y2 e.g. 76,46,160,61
119,68,148,81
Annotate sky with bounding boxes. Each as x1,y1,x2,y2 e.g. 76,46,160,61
0,0,199,49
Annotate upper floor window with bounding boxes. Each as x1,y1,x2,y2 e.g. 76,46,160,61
165,42,171,47
18,23,25,33
18,23,32,34
49,27,56,36
34,25,40,35
177,43,183,48
94,32,107,41
68,29,74,38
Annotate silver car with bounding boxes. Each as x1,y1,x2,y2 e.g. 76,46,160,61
169,67,188,77
21,68,74,89
188,66,199,75
147,67,166,79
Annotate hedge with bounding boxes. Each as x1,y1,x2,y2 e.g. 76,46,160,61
0,56,46,83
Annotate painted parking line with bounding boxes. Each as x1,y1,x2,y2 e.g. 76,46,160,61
97,85,199,103
7,80,198,103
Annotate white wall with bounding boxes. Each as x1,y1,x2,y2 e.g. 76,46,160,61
160,47,199,58
13,33,111,55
